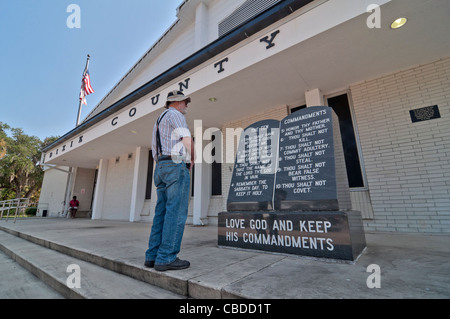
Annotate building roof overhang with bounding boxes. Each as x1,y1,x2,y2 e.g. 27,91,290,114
43,0,450,168
43,0,315,154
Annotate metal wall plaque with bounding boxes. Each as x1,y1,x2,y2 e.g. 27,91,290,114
410,105,441,123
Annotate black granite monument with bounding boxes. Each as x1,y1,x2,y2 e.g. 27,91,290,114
227,119,279,211
219,106,366,261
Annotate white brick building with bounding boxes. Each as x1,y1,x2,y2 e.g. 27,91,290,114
351,58,450,232
39,0,450,233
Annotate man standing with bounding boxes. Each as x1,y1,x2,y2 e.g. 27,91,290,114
145,91,195,271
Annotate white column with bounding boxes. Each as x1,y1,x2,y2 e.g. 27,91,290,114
193,160,211,226
192,122,212,226
91,158,108,220
62,167,75,217
129,147,149,222
305,88,325,107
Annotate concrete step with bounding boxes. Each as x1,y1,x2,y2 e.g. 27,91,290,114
0,226,198,297
0,231,183,299
0,250,65,299
0,223,276,299
2,219,449,299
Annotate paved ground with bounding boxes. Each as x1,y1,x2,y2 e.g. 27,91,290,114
0,218,449,299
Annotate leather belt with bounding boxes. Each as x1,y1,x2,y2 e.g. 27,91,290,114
158,155,172,162
158,155,191,169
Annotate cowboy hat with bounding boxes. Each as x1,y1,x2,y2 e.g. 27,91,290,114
165,90,191,108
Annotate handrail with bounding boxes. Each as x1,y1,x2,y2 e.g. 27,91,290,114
0,198,31,223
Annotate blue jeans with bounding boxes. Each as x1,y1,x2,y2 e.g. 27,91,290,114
145,161,191,265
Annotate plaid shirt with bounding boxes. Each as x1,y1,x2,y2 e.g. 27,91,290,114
152,108,191,162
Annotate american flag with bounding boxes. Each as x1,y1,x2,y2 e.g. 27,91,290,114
80,70,94,105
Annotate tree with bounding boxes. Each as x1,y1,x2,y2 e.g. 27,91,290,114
0,122,58,201
0,138,6,160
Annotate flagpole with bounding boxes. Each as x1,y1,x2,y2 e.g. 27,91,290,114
76,54,91,127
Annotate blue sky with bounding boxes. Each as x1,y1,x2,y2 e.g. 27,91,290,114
0,0,182,140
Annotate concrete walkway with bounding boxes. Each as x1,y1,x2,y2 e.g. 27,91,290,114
0,218,449,299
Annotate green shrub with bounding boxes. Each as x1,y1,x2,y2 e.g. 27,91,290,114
25,207,37,216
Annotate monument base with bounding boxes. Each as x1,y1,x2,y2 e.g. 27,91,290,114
218,211,366,261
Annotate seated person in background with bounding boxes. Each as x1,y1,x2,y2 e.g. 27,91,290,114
69,196,80,219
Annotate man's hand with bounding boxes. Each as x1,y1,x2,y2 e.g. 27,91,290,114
182,137,196,171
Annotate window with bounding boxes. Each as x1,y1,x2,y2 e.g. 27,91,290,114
211,133,222,196
145,151,154,200
290,105,307,114
327,94,365,188
192,132,222,197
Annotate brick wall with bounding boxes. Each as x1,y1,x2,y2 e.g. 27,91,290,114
351,57,450,233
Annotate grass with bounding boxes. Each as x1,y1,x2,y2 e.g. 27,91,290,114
0,207,37,219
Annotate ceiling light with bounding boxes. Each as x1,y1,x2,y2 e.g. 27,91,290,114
391,17,408,29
